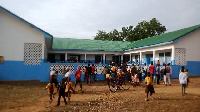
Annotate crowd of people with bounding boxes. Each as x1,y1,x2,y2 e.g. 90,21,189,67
103,60,189,100
45,60,190,105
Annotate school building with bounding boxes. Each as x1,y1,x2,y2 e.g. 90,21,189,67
0,6,200,82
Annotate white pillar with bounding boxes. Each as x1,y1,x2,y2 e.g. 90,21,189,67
85,54,87,62
121,55,123,63
171,46,175,65
153,50,155,65
164,52,166,64
65,53,68,63
140,52,142,64
103,54,106,64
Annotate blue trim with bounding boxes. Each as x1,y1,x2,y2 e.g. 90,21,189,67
44,33,52,38
173,39,179,43
125,41,174,51
52,48,122,52
171,60,175,65
0,6,53,38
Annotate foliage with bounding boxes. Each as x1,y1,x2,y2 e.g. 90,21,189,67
94,18,167,42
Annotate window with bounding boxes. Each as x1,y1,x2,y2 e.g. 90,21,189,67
175,48,186,65
159,53,164,65
69,55,80,63
95,55,102,63
159,53,164,56
165,52,171,56
146,54,153,57
135,55,140,63
24,43,42,65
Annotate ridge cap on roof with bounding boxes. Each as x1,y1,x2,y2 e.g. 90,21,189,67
54,37,131,43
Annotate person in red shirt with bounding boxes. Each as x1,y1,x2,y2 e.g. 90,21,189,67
149,62,155,81
75,67,82,91
91,64,96,82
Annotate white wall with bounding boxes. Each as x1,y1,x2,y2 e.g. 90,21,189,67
174,30,200,61
0,10,45,61
124,43,174,54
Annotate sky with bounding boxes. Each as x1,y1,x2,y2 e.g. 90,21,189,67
0,0,200,39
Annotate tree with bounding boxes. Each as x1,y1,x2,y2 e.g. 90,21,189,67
94,18,166,42
126,18,166,41
94,30,109,40
109,29,122,41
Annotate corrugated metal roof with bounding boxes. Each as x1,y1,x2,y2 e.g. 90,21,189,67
52,24,200,51
52,38,132,51
125,24,200,50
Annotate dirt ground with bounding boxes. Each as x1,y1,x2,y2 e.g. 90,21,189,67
0,77,200,112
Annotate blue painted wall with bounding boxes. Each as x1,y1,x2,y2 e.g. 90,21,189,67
0,61,41,80
0,61,199,82
171,61,200,78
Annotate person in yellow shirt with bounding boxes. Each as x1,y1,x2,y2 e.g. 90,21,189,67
157,60,160,66
103,66,108,80
145,73,155,101
45,80,56,102
117,68,125,87
111,65,116,73
185,69,189,87
65,77,75,101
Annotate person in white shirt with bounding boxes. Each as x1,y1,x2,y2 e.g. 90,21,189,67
49,67,55,80
143,63,148,73
64,67,71,81
179,66,187,96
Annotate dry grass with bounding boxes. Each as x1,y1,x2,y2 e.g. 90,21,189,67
0,77,200,112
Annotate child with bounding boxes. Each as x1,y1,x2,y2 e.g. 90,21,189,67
142,70,146,87
145,73,155,101
134,74,139,86
65,77,74,101
57,79,67,106
45,80,56,102
103,66,108,80
179,67,187,95
185,69,189,87
127,66,131,82
52,71,58,87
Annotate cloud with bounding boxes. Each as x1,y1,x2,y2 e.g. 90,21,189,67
0,0,200,39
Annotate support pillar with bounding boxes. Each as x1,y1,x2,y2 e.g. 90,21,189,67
153,50,155,65
140,52,142,65
103,54,106,64
65,53,68,63
85,54,87,62
171,47,175,65
121,55,123,64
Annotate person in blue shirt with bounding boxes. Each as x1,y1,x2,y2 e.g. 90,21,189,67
142,70,146,87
